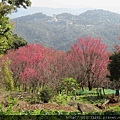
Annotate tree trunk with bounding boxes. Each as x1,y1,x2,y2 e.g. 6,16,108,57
88,81,92,91
99,88,103,98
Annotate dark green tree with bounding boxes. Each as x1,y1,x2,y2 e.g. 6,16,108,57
0,0,31,54
2,0,31,9
9,34,27,49
0,0,31,36
108,52,120,82
108,51,120,97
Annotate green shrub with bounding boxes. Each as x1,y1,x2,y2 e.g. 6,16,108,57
5,104,14,115
76,90,84,95
52,94,70,105
60,77,79,95
1,108,120,116
0,104,4,115
40,109,47,115
39,86,54,103
7,95,18,106
2,95,18,108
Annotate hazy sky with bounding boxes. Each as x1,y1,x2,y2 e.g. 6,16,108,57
31,0,120,12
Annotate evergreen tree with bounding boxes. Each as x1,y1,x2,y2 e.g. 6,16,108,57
108,52,120,83
108,46,120,96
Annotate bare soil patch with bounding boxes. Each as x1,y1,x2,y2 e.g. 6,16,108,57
13,101,78,112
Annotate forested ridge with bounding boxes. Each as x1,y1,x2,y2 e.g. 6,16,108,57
12,9,120,51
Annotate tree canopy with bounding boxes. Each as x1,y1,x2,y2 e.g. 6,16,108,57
70,37,109,90
1,0,31,10
108,52,120,82
0,0,31,54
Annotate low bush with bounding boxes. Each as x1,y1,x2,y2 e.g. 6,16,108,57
52,94,71,105
39,86,54,103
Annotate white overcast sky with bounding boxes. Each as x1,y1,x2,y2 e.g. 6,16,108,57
31,0,120,12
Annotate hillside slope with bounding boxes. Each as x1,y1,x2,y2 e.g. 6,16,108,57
12,9,120,51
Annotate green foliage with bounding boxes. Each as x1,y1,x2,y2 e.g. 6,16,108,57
39,86,54,103
10,34,27,49
0,104,4,115
7,95,18,106
0,2,13,34
0,107,120,116
39,109,48,115
0,33,27,54
2,59,14,91
108,106,120,112
76,88,115,104
52,94,71,105
0,37,10,54
28,93,41,104
0,2,13,54
0,11,12,54
0,0,30,54
108,52,120,82
5,104,14,115
76,89,95,96
1,95,18,108
1,0,31,10
60,77,79,95
104,89,115,94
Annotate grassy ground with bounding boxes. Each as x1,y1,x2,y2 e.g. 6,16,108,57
76,88,115,104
